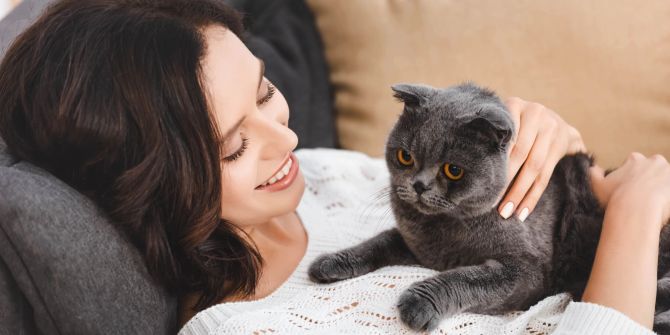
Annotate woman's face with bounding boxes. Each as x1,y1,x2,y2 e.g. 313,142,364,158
200,25,305,228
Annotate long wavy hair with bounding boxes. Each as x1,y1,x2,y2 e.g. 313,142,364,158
0,0,262,310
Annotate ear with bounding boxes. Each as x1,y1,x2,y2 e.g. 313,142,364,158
391,83,434,107
462,107,514,151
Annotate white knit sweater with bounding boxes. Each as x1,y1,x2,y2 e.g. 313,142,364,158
179,148,656,335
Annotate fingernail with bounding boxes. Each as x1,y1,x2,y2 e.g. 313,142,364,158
500,202,514,219
518,207,529,222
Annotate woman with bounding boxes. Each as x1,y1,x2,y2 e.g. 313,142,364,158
0,0,667,334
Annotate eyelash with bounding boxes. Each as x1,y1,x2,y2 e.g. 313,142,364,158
223,83,275,162
223,137,248,162
257,82,276,105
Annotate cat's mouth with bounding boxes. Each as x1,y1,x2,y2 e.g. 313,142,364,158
413,196,456,215
414,199,434,212
394,185,457,214
414,201,442,215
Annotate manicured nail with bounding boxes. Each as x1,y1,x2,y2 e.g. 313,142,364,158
518,207,529,222
500,202,514,219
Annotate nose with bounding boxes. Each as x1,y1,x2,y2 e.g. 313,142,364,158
413,181,430,195
256,112,297,160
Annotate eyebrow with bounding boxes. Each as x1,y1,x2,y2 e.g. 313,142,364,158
221,58,265,142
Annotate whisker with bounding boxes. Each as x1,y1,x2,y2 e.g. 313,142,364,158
357,185,395,228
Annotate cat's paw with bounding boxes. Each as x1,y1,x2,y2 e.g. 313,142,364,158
397,282,444,332
308,253,356,284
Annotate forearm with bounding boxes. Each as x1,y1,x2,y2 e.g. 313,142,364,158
581,194,663,328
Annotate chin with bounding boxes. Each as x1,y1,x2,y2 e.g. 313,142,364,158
287,172,306,210
411,201,446,216
414,206,439,216
295,172,306,193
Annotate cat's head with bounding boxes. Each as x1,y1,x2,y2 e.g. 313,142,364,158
385,82,514,218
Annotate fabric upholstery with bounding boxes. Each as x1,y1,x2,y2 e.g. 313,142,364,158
0,257,37,335
306,0,670,168
0,138,178,335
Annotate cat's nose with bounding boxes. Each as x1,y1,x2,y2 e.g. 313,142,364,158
413,181,430,195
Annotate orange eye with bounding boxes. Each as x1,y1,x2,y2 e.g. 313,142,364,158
444,163,464,180
397,149,414,166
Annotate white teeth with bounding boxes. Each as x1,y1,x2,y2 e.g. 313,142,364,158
261,157,293,187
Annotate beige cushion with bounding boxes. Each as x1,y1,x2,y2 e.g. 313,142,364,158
307,0,670,168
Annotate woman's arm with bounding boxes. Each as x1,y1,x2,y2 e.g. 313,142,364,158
551,193,662,335
566,153,670,331
581,193,662,328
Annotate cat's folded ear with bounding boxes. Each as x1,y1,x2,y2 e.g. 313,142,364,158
461,107,515,152
391,83,434,108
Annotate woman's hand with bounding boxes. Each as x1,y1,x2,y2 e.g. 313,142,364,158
581,152,670,329
495,97,587,221
590,152,670,229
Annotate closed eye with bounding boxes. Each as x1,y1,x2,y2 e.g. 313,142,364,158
257,82,275,105
223,137,248,162
221,81,275,163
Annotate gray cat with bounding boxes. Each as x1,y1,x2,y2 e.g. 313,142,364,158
308,82,670,333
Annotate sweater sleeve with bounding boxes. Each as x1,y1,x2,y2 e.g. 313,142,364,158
552,301,656,335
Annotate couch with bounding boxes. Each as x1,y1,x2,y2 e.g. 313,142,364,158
1,0,668,334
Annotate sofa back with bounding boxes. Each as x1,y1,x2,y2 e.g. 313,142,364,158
307,0,670,169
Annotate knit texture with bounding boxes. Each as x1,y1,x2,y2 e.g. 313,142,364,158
179,148,654,335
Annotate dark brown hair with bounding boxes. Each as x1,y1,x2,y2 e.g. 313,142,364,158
0,0,262,310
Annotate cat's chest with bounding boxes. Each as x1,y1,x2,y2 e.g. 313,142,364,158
397,216,518,271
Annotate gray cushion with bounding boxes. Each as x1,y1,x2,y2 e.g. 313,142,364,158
0,0,47,57
0,256,37,335
0,138,177,335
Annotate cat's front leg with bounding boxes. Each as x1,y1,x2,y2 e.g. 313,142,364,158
308,228,417,283
397,258,530,332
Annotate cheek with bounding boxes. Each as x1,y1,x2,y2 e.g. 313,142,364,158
392,171,413,187
458,169,499,198
219,160,258,203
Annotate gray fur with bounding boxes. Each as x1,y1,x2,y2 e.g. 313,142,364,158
308,82,670,333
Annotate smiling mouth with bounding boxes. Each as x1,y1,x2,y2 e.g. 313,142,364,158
255,153,292,189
